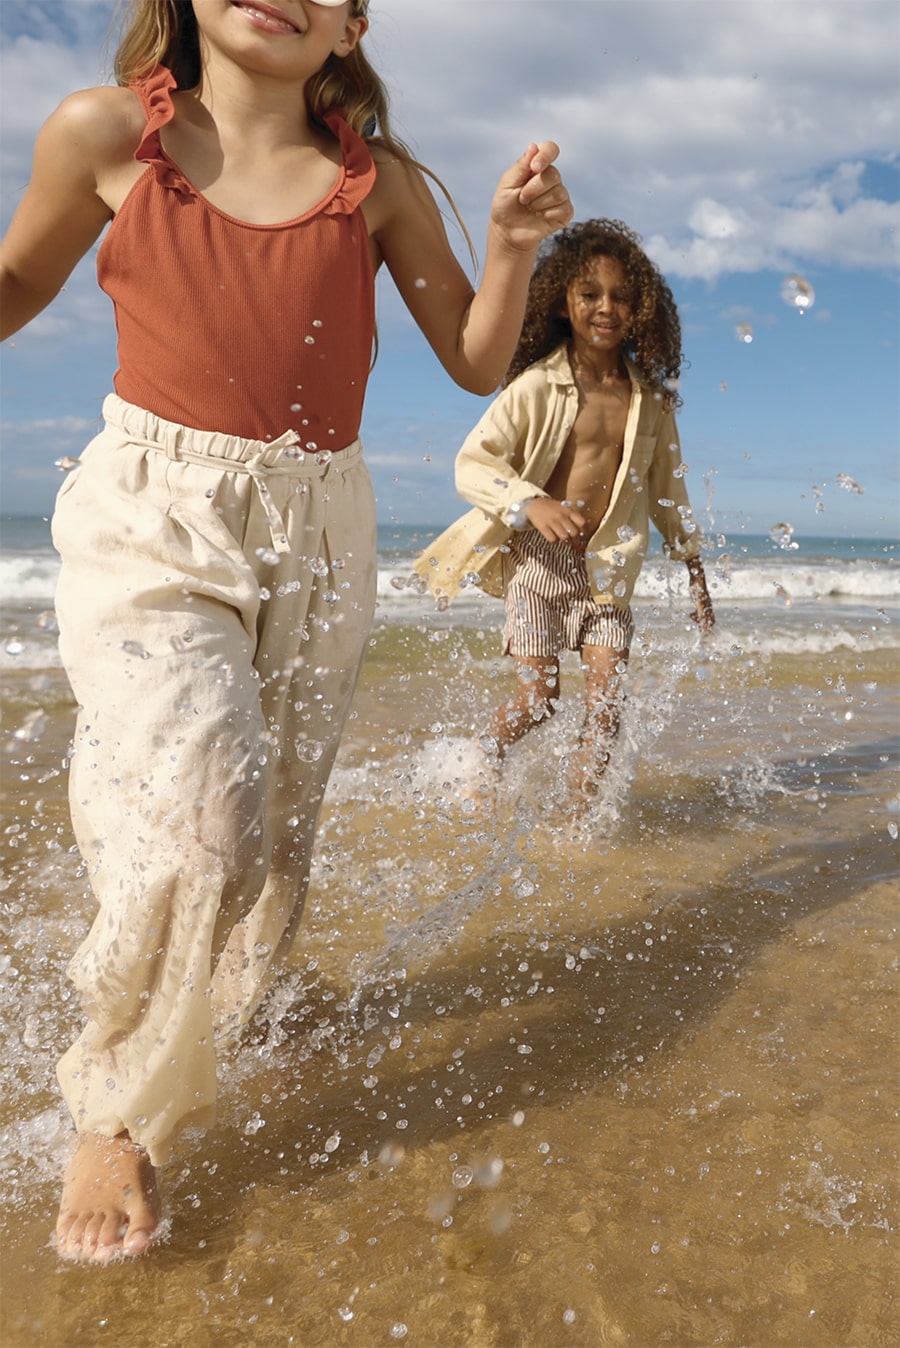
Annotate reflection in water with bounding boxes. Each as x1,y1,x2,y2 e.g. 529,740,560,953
1,553,897,1345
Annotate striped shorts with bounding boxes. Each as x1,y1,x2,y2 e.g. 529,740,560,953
502,529,635,658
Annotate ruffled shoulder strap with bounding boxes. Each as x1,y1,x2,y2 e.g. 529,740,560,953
130,65,193,196
321,110,377,215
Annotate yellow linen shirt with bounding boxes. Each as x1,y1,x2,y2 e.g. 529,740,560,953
413,344,703,611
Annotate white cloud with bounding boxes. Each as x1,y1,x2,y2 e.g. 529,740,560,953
368,0,900,278
2,0,897,281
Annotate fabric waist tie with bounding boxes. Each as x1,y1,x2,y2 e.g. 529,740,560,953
96,394,363,555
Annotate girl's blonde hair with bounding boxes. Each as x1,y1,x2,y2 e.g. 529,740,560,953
113,0,472,259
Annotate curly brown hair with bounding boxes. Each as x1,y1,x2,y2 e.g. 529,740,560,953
504,218,683,409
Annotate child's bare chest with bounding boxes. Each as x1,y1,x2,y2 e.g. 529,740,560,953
571,381,631,448
544,383,632,529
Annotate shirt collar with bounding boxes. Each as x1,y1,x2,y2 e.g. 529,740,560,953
543,343,642,391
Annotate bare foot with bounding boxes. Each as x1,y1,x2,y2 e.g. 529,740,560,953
56,1132,162,1264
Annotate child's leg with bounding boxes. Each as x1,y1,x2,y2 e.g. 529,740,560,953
485,654,561,758
52,458,273,1260
467,531,565,800
50,405,375,1261
568,642,630,803
462,654,559,807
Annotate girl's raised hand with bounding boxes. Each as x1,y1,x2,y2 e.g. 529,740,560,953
490,141,573,252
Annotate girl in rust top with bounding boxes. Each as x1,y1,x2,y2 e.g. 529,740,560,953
0,0,572,1263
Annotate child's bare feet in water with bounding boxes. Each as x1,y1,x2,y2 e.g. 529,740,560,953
56,1132,162,1263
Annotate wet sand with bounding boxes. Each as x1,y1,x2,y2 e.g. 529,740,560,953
1,609,897,1346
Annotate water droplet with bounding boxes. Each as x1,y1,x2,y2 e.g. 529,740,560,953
304,335,315,345
121,640,151,659
309,557,329,578
312,319,323,328
390,1326,409,1341
54,456,80,472
255,547,281,566
296,739,325,763
13,709,47,740
451,1166,474,1189
378,1142,406,1168
780,274,815,311
414,278,427,288
835,472,864,495
290,402,303,412
314,450,333,467
204,487,216,498
616,524,636,543
734,322,753,343
324,1131,341,1153
769,522,798,551
472,1157,504,1189
657,497,675,508
4,639,24,656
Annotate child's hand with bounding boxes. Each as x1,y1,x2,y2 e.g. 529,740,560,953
525,496,587,543
490,142,573,252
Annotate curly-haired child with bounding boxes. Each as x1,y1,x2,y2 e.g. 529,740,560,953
415,218,715,811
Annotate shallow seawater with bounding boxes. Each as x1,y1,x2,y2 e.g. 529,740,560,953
1,591,897,1347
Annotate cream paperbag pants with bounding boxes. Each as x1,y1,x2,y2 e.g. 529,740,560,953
51,396,377,1164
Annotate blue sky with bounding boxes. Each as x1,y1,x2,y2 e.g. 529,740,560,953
1,0,898,539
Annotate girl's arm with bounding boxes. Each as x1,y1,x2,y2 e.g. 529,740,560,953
0,90,128,341
369,142,571,395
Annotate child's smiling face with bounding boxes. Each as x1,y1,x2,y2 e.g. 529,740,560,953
563,254,634,354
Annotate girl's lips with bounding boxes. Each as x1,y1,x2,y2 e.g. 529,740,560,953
232,2,301,35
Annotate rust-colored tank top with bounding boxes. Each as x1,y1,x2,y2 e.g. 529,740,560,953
97,66,376,447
